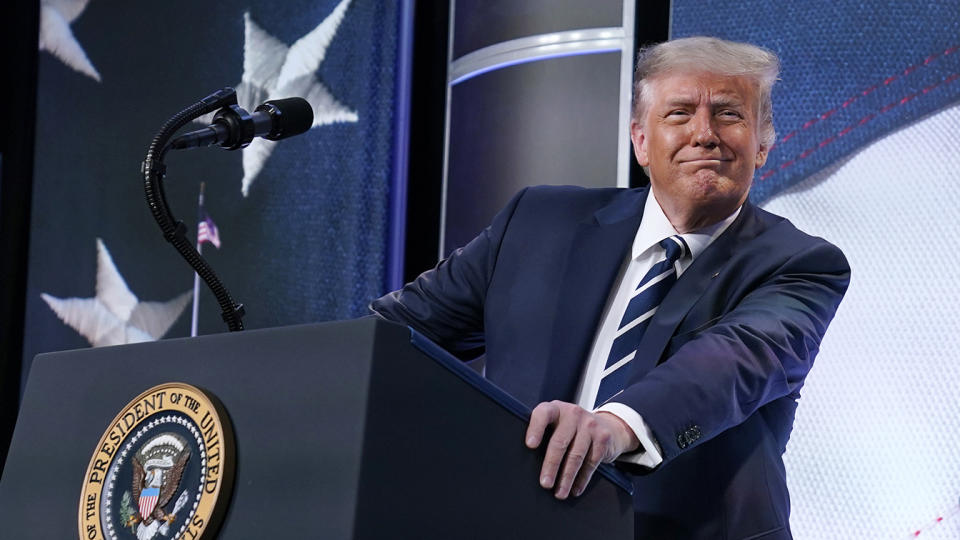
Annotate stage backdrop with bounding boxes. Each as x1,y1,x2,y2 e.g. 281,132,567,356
22,0,410,381
672,1,960,539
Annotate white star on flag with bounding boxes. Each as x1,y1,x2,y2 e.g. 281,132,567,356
41,238,191,347
38,0,101,82
204,0,359,196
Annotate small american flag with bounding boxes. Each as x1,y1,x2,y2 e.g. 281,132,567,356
197,213,221,249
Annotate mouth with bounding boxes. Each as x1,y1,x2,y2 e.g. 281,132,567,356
682,158,729,166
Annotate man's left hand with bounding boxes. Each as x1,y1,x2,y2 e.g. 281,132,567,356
525,400,640,499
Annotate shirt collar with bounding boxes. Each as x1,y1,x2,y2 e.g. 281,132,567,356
631,188,742,261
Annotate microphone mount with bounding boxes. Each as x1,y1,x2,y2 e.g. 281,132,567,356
169,97,314,151
142,87,247,331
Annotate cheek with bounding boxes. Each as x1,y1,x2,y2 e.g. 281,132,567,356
648,136,683,165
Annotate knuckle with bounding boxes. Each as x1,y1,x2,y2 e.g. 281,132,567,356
542,459,560,474
595,432,613,448
556,401,577,414
548,435,571,449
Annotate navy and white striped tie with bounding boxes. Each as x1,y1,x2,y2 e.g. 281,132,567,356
594,235,689,407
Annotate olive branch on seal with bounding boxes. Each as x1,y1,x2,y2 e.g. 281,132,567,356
120,491,137,532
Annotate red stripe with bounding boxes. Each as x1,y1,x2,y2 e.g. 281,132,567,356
769,44,958,150
139,494,157,516
759,72,958,182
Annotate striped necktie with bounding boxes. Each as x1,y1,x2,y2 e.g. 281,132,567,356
594,235,689,407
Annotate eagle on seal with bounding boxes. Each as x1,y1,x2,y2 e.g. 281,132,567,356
130,433,191,526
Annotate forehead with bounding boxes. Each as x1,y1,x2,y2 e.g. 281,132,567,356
646,71,759,105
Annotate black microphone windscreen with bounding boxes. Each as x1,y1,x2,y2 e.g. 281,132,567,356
261,97,314,140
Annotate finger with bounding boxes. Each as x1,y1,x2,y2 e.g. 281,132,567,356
554,429,592,499
570,439,606,498
539,410,578,490
525,402,559,449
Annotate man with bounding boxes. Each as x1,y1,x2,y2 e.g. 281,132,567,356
372,36,849,539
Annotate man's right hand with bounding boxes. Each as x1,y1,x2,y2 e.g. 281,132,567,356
525,400,639,500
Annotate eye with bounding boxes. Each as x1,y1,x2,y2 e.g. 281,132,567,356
718,109,743,119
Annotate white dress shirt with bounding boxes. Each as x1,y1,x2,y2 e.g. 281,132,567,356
573,189,740,467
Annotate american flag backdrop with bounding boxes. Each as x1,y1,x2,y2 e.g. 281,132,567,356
672,1,960,538
23,1,409,380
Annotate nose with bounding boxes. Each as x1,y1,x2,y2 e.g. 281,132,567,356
690,110,719,148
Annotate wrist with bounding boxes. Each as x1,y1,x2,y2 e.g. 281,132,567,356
597,411,641,453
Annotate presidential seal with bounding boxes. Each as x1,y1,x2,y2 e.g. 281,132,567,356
79,383,235,540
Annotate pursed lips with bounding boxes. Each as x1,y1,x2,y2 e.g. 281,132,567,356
680,157,730,165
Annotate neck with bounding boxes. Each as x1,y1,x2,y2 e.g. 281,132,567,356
652,189,744,234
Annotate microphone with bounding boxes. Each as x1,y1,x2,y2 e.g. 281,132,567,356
169,97,314,151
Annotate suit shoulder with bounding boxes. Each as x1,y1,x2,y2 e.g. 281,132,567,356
522,184,626,201
516,185,638,214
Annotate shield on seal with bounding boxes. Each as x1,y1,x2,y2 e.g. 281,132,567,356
138,487,160,518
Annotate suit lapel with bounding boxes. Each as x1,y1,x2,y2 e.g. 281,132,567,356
629,201,767,380
540,189,647,402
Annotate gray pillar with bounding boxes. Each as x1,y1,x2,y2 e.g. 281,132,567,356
441,0,637,254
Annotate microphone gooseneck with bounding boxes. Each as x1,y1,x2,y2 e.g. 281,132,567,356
143,89,315,332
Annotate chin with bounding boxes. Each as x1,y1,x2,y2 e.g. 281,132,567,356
681,173,749,209
687,170,733,195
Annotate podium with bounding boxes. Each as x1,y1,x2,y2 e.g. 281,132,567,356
0,318,633,538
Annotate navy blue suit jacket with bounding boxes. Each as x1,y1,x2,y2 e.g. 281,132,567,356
372,185,850,540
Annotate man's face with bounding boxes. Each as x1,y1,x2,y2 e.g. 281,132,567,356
631,71,768,228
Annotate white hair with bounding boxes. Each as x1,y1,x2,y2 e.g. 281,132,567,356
632,36,781,148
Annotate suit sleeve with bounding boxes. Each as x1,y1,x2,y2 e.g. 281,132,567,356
616,238,850,468
369,188,528,357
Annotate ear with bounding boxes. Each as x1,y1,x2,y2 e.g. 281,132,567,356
754,145,768,169
630,120,650,167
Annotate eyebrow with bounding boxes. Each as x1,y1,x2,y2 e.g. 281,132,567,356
710,96,744,108
663,94,745,108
